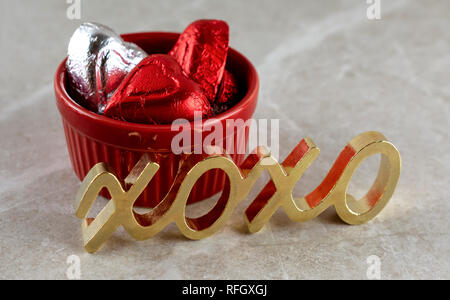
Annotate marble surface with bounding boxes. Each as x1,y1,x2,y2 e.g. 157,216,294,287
0,0,449,279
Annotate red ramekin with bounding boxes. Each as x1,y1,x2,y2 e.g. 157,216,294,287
54,32,259,207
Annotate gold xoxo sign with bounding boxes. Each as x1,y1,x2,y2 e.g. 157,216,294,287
75,131,401,253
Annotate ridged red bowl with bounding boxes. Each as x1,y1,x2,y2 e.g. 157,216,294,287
54,32,259,207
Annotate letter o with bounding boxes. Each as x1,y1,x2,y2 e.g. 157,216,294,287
174,155,243,239
334,139,401,225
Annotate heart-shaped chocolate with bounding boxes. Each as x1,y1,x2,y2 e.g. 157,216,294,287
103,54,212,124
169,20,229,103
66,23,147,113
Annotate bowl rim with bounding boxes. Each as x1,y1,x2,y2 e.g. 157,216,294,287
54,31,259,134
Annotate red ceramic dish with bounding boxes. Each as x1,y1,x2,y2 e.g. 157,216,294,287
54,32,259,207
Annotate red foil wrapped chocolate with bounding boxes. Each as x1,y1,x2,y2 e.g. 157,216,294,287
169,19,229,103
104,54,212,124
213,70,239,114
217,71,238,104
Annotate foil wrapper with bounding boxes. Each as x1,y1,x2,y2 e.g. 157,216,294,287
216,70,239,104
66,22,147,113
104,54,212,124
169,20,229,103
212,70,239,115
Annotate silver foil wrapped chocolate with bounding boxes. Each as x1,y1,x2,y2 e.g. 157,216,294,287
66,22,147,113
